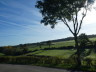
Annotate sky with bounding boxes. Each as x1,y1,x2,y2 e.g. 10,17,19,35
0,0,96,46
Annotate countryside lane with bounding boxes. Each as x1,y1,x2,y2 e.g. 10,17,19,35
0,64,83,72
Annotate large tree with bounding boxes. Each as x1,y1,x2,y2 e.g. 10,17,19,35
35,0,95,66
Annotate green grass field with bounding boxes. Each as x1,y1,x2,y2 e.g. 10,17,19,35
27,40,75,51
23,37,96,59
25,49,76,58
28,37,96,51
25,49,96,59
0,53,5,56
89,37,96,41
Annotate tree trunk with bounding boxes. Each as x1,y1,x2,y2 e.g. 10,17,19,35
49,45,50,48
74,34,81,66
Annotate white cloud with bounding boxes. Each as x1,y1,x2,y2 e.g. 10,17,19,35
0,0,41,18
83,9,96,25
0,20,34,30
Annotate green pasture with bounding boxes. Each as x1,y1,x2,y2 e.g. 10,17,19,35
24,37,96,59
0,53,5,56
25,49,76,58
28,37,96,51
28,40,75,51
89,37,96,41
24,48,96,59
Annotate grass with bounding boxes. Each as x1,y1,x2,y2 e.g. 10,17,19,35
27,37,96,52
89,37,96,41
23,37,96,60
25,48,96,60
25,49,76,58
0,53,5,56
28,40,75,52
85,50,96,59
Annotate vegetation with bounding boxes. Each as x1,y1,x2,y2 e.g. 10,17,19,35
46,40,51,48
0,0,95,71
36,0,95,66
78,33,90,46
0,55,96,71
0,45,28,56
0,35,96,71
0,53,5,56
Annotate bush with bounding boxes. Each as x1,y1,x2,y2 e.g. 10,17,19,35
0,56,75,65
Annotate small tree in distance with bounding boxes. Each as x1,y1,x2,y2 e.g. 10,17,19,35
46,40,51,48
37,42,42,48
36,0,95,66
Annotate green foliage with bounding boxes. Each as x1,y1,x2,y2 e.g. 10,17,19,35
78,33,91,46
36,0,94,28
37,42,42,48
36,0,95,66
0,56,96,71
19,44,28,53
0,45,28,56
2,46,16,55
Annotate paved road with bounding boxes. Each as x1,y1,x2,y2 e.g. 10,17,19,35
0,64,83,72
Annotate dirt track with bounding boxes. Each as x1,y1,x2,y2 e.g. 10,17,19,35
0,64,83,72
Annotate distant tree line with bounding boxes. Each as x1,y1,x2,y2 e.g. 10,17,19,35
52,34,96,42
0,44,28,56
1,34,95,48
0,33,96,56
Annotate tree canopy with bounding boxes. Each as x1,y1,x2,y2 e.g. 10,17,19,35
78,33,90,46
36,0,95,35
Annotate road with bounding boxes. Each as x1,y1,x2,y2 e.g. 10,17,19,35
0,64,83,72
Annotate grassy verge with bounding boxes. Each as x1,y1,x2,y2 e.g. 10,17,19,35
0,56,96,71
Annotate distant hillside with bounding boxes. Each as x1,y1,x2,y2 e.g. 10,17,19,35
51,37,74,42
1,34,96,47
51,34,96,42
22,34,96,46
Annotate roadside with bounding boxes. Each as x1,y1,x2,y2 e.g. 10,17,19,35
0,64,83,72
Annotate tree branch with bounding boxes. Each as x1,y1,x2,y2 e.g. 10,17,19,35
77,9,87,35
61,18,74,35
72,14,76,34
75,11,79,34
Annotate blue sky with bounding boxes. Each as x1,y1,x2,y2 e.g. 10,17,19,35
0,0,96,46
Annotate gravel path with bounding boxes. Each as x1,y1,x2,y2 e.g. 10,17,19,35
0,64,83,72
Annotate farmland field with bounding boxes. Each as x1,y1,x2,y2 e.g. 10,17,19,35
0,53,5,56
23,37,96,59
28,37,96,51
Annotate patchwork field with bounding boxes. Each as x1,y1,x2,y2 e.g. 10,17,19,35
0,37,96,71
21,37,96,59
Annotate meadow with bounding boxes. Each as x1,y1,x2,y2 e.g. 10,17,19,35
0,53,5,56
22,37,96,60
0,37,96,59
